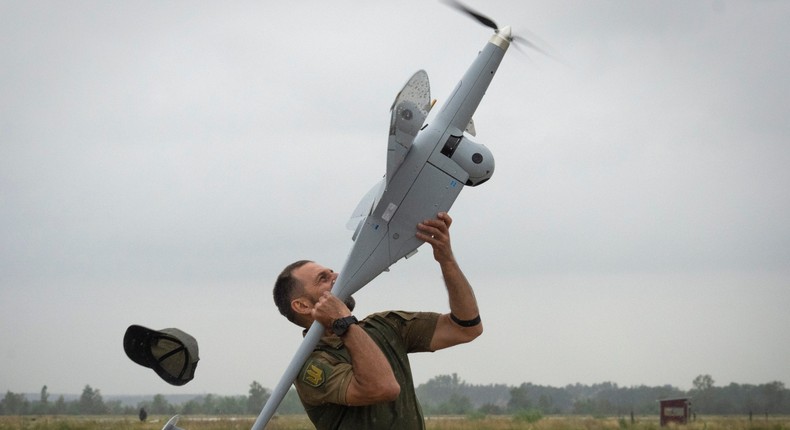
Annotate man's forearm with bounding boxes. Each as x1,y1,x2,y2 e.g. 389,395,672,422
428,257,483,351
440,257,480,321
419,212,483,351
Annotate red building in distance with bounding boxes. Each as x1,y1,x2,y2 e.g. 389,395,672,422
659,397,692,426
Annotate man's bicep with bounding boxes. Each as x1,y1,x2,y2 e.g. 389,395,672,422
428,314,457,351
429,313,482,351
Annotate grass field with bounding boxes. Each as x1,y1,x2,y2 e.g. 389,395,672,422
1,415,787,430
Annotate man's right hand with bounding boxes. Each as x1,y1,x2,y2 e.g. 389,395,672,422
311,291,352,329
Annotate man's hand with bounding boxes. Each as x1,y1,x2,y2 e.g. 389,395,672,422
311,291,352,330
416,212,455,264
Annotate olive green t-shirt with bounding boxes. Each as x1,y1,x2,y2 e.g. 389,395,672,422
295,311,439,430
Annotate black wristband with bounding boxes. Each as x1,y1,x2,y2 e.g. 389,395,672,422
450,313,481,327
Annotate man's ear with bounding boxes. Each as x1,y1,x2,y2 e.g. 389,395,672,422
291,297,312,316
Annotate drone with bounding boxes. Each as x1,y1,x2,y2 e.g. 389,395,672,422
163,2,546,429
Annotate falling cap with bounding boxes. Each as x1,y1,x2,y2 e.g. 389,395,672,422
123,325,199,386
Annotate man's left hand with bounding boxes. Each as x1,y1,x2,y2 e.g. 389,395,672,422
416,212,454,264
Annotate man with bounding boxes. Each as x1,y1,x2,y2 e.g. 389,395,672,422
272,212,482,429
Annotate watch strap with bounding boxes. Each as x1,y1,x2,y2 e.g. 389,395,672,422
332,315,359,336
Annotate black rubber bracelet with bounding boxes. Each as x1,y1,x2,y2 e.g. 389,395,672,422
450,313,481,327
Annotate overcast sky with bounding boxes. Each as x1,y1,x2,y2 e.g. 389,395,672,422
2,0,788,398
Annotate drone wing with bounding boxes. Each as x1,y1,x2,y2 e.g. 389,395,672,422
348,71,431,235
387,70,431,186
345,177,385,237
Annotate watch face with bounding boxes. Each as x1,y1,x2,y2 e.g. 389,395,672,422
332,319,347,335
332,316,356,336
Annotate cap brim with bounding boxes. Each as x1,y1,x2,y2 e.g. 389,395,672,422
123,325,157,368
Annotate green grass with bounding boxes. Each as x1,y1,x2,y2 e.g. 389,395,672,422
0,415,787,430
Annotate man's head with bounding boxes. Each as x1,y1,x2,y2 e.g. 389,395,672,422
273,260,355,328
273,260,312,325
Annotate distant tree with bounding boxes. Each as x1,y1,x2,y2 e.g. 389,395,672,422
150,394,171,414
247,381,270,414
1,391,30,415
79,385,107,414
40,385,49,403
478,402,505,415
218,395,246,414
572,397,613,417
202,394,218,414
181,398,203,415
508,384,531,412
277,387,306,415
438,393,473,414
104,400,127,415
203,395,217,414
30,385,50,414
762,381,786,415
537,394,553,413
416,373,469,413
690,374,715,414
693,374,715,391
417,374,464,403
53,395,67,415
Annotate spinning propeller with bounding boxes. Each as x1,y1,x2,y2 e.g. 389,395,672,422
442,0,555,59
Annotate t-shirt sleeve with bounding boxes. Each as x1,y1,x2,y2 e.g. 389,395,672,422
373,311,440,353
294,351,354,406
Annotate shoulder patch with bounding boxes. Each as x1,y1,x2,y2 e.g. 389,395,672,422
301,360,329,388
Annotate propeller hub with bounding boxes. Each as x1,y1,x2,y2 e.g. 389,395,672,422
490,25,512,50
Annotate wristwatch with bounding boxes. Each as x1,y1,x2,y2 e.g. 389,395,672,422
331,315,359,337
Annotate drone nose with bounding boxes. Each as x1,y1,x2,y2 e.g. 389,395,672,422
491,25,512,49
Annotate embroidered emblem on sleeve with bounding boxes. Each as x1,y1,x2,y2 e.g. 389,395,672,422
302,361,327,388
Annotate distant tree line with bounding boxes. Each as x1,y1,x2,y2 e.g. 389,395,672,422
415,374,789,417
2,375,787,417
0,382,302,416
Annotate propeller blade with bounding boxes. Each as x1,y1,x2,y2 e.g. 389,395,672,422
512,35,551,57
441,0,563,65
442,0,499,31
512,34,570,66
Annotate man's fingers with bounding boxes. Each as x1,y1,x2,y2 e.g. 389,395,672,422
438,212,453,227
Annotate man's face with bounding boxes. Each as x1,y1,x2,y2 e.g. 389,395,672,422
292,262,338,305
291,262,355,314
